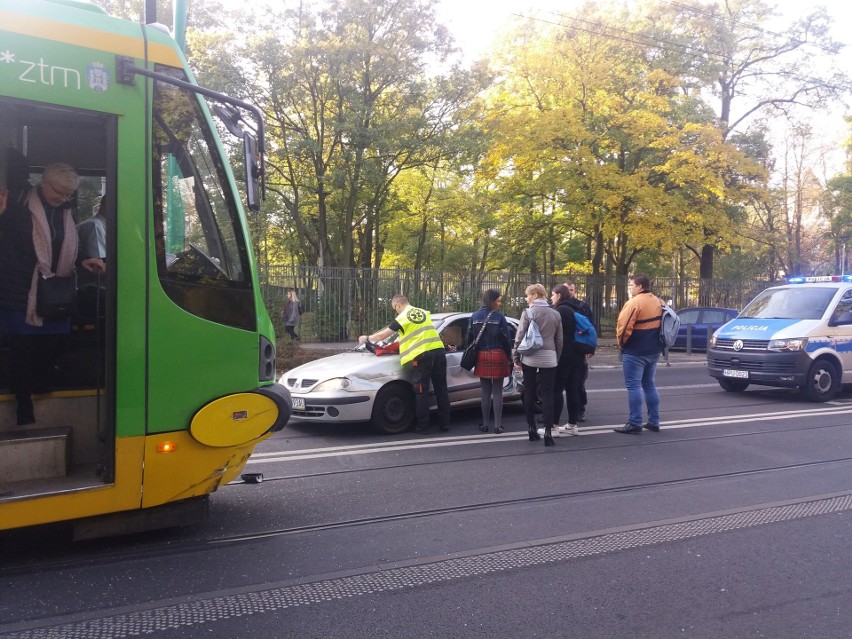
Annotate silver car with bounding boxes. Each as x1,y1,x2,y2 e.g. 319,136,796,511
279,312,520,434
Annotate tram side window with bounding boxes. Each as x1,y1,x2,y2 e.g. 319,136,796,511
151,66,256,331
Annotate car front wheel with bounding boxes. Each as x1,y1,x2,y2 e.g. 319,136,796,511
801,359,840,402
371,384,415,434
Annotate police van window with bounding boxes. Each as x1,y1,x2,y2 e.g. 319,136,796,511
151,65,255,331
830,290,852,325
740,287,835,320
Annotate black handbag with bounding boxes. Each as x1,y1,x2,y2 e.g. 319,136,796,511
460,311,493,371
37,274,77,320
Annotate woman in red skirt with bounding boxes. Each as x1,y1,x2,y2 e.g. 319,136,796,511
467,289,514,433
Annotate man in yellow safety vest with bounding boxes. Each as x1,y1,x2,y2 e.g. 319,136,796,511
359,294,450,432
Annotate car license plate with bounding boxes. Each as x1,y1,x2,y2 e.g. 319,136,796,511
722,369,748,379
292,397,305,410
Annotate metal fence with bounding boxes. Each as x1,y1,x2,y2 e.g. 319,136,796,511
261,265,772,342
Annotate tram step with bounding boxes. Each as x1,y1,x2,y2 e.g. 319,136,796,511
0,427,71,482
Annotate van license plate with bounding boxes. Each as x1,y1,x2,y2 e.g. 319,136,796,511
723,369,748,379
292,398,305,409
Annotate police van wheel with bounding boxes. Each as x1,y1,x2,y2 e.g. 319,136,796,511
801,359,840,402
371,384,415,434
718,378,749,393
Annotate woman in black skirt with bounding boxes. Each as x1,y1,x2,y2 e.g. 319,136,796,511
467,289,514,433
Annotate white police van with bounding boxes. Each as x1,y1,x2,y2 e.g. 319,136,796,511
707,275,852,401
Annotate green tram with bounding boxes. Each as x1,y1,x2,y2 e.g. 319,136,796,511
0,0,290,537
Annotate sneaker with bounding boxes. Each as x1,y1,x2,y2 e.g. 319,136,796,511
537,427,560,437
643,423,660,432
558,423,579,436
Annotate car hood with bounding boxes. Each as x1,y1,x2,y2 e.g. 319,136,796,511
280,351,403,385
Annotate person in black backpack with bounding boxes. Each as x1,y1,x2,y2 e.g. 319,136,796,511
547,284,585,436
565,280,593,422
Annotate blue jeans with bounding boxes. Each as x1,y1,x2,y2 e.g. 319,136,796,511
622,353,660,426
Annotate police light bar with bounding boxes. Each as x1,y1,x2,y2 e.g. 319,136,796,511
787,275,852,283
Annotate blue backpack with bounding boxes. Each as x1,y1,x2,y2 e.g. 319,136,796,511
573,311,597,354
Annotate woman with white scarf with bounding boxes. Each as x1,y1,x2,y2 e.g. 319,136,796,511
0,163,104,425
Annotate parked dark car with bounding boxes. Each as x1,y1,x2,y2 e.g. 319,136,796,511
673,307,739,351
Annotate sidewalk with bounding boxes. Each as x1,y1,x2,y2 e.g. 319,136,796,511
295,338,709,368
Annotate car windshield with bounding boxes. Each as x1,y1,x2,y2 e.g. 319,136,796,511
740,287,835,320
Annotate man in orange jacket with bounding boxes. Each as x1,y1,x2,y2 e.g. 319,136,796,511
613,274,662,434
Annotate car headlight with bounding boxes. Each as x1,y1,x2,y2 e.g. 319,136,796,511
767,338,808,352
312,378,352,392
709,333,717,347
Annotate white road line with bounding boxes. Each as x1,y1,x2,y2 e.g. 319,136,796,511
247,404,852,463
589,383,719,393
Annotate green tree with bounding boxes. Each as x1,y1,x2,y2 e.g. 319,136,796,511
480,2,758,303
647,0,847,280
224,0,486,271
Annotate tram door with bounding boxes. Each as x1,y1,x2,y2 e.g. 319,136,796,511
140,67,263,507
0,97,119,498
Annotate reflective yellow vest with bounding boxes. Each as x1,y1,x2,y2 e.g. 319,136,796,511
395,306,444,365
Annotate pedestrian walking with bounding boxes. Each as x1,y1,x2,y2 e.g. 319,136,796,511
282,289,301,340
565,279,594,422
513,284,562,446
359,294,450,433
547,284,586,437
613,274,662,434
467,289,514,434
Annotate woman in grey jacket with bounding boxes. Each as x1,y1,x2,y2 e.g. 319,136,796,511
512,283,563,445
282,290,301,340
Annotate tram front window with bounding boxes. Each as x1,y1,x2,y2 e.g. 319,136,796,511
152,67,255,331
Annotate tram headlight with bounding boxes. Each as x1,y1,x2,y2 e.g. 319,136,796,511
767,338,808,352
312,378,352,392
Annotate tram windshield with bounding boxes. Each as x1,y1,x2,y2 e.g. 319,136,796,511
152,66,256,330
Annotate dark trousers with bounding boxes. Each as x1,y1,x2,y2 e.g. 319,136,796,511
580,360,589,409
9,333,64,399
522,364,556,429
408,348,450,430
553,360,584,425
284,325,299,340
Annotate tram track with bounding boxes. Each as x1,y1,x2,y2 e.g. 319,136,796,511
2,446,850,578
1,403,849,578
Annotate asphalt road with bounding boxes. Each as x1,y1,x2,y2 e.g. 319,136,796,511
1,359,851,639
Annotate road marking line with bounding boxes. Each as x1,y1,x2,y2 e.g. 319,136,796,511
248,405,852,463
